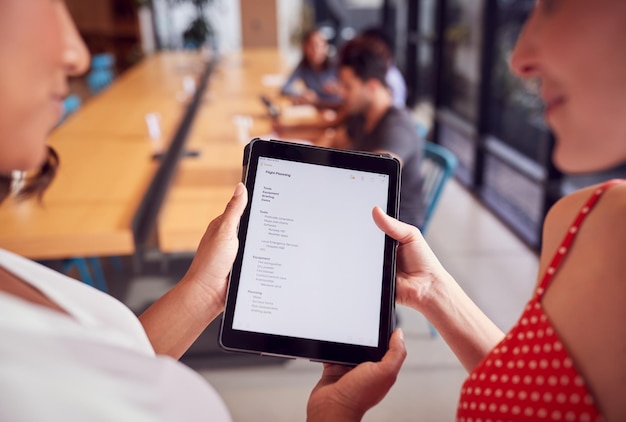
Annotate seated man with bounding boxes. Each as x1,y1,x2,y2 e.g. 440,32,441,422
333,37,424,228
360,26,407,109
276,38,425,228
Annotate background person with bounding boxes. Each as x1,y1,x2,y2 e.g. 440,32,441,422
275,37,425,227
280,28,342,109
360,26,407,108
332,37,425,228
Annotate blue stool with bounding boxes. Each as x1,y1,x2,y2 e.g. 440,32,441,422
87,69,114,94
58,94,82,124
87,53,116,95
91,53,115,70
62,257,108,293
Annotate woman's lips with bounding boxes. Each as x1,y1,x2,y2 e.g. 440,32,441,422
51,94,66,121
544,96,565,118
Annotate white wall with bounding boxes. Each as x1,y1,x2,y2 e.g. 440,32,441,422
153,0,242,53
346,0,383,7
208,0,242,52
152,0,305,56
277,0,304,63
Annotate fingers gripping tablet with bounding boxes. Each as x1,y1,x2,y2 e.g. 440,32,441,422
220,139,400,365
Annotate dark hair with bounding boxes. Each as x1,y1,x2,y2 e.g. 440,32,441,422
360,26,395,56
0,146,59,204
299,28,332,71
338,37,389,85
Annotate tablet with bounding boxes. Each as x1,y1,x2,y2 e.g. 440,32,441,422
219,139,400,365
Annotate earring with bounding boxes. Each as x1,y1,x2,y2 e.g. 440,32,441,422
10,170,26,195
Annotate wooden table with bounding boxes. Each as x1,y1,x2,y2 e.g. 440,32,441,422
156,49,296,253
0,52,209,260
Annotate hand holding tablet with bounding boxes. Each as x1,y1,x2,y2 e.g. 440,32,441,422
220,139,400,365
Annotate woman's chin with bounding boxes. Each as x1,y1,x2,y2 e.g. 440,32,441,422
15,145,49,173
554,151,626,175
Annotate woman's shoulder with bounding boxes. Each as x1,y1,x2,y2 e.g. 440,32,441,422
546,180,626,226
541,181,626,420
543,180,626,265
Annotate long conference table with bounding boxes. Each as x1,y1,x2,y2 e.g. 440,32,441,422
0,49,309,262
0,51,210,260
156,49,294,253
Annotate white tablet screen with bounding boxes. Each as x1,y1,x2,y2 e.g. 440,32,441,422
232,156,389,347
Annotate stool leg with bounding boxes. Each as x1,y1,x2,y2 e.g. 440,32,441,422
87,257,108,293
110,256,124,272
62,258,95,288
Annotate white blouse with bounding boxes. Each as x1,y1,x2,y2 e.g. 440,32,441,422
0,249,231,421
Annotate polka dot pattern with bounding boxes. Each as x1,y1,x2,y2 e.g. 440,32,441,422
457,181,625,421
457,302,601,421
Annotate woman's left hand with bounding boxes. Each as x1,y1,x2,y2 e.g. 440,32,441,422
307,329,407,421
181,182,248,308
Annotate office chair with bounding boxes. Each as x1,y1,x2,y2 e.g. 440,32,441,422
420,141,458,234
419,141,458,336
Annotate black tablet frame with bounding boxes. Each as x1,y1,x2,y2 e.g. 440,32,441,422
219,138,400,365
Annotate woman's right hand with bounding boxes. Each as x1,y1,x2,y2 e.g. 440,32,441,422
307,329,407,422
373,207,505,372
372,206,448,311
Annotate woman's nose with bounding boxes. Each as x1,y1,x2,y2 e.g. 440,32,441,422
509,9,540,80
60,3,90,77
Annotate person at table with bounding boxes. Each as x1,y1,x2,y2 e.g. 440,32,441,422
273,30,408,145
279,37,426,228
307,0,626,420
360,26,407,109
280,28,342,109
338,37,424,228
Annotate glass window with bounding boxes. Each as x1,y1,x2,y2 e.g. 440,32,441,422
479,0,552,248
415,42,436,102
440,0,485,123
419,0,437,36
412,0,438,104
488,0,550,162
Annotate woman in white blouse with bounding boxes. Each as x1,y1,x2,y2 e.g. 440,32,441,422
0,1,250,420
0,1,406,420
0,0,246,421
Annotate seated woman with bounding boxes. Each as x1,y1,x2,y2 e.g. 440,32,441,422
281,28,342,109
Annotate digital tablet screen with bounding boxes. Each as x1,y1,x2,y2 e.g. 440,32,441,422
220,139,400,365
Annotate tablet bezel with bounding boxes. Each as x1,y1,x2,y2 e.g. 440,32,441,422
219,138,400,365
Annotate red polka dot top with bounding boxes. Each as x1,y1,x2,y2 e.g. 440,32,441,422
456,180,624,422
